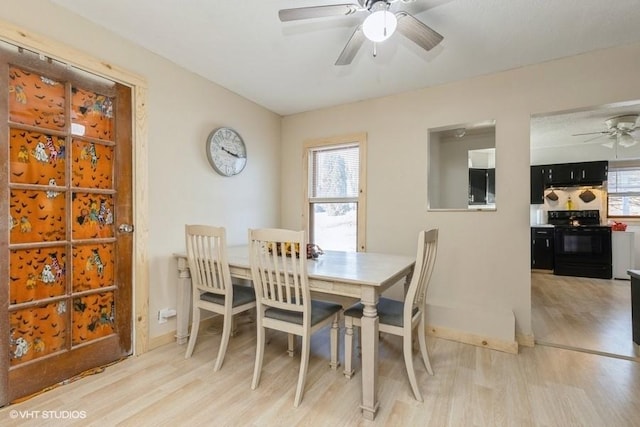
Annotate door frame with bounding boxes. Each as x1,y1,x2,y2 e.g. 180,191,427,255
0,19,149,368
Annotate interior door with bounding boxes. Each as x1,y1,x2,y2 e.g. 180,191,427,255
0,43,133,404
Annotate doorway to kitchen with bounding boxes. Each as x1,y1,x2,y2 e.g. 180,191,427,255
531,273,636,359
530,102,640,360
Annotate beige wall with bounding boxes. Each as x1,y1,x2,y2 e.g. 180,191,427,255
281,42,640,346
4,0,640,351
0,0,281,342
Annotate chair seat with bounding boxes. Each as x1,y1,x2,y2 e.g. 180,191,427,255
344,297,418,327
265,299,342,326
200,284,256,307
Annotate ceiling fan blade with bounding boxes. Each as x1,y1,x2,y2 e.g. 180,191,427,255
571,131,611,136
279,4,361,22
335,26,366,66
601,140,615,149
395,12,443,52
582,134,608,143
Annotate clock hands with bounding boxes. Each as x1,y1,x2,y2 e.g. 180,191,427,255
220,146,243,158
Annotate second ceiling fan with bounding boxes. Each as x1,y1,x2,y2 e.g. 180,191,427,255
278,0,444,65
572,114,640,148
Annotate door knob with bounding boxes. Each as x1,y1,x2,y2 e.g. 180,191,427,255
118,223,135,233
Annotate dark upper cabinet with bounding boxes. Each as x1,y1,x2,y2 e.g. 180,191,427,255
578,161,608,183
530,161,608,204
547,161,608,186
548,164,573,185
530,165,546,204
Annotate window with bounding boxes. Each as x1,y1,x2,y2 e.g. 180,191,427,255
303,133,366,252
607,161,640,217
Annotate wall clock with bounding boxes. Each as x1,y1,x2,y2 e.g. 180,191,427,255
206,127,247,177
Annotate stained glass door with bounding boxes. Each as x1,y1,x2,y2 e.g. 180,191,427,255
1,45,133,403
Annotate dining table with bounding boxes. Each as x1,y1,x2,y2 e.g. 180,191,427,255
173,246,415,420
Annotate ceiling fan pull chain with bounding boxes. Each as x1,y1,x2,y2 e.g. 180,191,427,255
383,4,388,37
373,42,378,57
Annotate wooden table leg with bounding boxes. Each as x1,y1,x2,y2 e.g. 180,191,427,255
359,287,379,420
176,256,191,345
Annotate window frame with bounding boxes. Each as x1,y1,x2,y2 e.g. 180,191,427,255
607,160,640,218
302,133,367,252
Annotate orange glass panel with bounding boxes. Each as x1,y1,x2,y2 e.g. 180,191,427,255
8,66,65,130
9,190,66,244
71,139,113,189
10,247,66,304
9,128,66,185
71,87,114,141
71,193,114,239
10,301,68,366
72,292,115,345
72,243,114,292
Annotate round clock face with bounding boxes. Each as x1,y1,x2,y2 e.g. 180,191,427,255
206,127,247,176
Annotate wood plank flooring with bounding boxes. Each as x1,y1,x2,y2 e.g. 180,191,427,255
532,272,639,359
1,314,640,426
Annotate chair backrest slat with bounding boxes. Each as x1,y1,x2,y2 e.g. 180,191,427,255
185,225,232,296
406,229,438,318
249,228,309,314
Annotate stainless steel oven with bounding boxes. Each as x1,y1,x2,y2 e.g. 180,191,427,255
548,210,612,279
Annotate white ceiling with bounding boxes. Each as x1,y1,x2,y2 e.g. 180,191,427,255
50,0,640,148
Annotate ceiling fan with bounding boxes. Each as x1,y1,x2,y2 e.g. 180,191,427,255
278,0,444,65
572,114,640,148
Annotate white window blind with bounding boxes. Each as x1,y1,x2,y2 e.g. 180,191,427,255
608,162,640,216
310,145,359,199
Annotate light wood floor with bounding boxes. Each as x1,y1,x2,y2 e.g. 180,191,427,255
532,272,639,360
2,315,640,426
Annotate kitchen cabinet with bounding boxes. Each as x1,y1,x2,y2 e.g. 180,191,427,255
530,161,608,205
547,161,608,186
531,227,554,270
578,161,608,183
469,168,495,205
612,231,635,279
530,165,548,204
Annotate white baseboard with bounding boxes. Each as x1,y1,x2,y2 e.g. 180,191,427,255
149,316,218,351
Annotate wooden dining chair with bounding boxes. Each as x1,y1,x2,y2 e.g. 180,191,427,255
184,225,256,371
343,228,438,402
248,228,342,407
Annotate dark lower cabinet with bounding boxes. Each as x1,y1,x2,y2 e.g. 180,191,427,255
469,168,487,205
531,227,554,270
469,168,495,205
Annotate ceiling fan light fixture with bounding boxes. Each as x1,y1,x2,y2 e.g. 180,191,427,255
362,7,397,42
605,114,639,132
618,132,637,148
